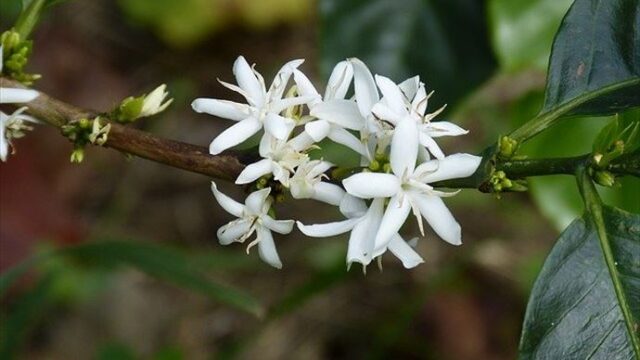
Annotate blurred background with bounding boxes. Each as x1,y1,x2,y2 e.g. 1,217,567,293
0,0,638,359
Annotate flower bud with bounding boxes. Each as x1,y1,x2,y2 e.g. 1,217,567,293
594,171,615,187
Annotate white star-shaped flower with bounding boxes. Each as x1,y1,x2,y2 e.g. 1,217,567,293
372,74,468,159
342,118,481,252
211,182,294,269
192,56,315,155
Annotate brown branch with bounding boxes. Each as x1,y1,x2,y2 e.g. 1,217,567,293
1,76,247,181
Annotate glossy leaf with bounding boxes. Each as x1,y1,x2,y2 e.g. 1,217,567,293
319,0,497,108
542,0,640,116
488,0,572,71
510,0,640,142
519,206,640,358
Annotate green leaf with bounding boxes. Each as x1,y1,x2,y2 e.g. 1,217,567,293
510,0,640,142
519,206,640,358
0,241,264,317
488,0,573,71
319,0,497,108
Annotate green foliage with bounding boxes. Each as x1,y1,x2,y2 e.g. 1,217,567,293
519,206,640,358
320,0,497,109
488,0,572,71
0,241,264,317
541,0,640,117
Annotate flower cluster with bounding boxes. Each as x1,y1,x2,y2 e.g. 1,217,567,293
0,46,39,162
194,56,480,270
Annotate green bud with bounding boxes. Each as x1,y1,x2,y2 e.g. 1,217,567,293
70,147,84,163
594,171,615,187
0,30,21,53
494,183,503,192
501,178,513,188
383,163,392,173
115,96,145,123
510,180,529,192
369,159,381,171
498,135,518,159
375,152,387,162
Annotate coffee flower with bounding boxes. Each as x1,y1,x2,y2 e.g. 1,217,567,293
342,118,481,252
192,56,315,155
211,182,294,268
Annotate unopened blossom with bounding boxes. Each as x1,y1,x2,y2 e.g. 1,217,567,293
211,182,294,268
342,118,481,252
0,48,40,161
139,84,173,118
192,56,315,155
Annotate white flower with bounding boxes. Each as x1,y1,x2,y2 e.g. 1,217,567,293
0,56,40,161
211,182,294,268
192,56,315,155
293,61,367,156
289,159,345,206
342,118,481,252
297,196,424,269
140,84,173,117
235,133,310,186
371,75,468,159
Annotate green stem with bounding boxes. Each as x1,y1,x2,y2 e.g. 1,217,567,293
576,166,640,358
14,0,47,40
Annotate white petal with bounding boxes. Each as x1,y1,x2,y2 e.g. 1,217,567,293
327,126,368,156
412,193,461,245
310,99,363,130
371,103,400,123
390,118,419,176
293,69,321,106
419,133,445,160
398,76,420,101
311,182,345,206
425,121,468,138
419,154,481,183
339,194,368,218
0,88,39,104
347,198,384,266
325,60,353,100
256,226,282,269
342,173,400,199
375,75,406,116
296,218,360,237
245,188,271,215
373,194,411,250
264,113,295,140
0,120,8,161
235,158,274,184
268,59,305,101
288,132,315,152
270,95,317,114
413,159,439,179
349,58,379,117
388,235,424,268
217,219,253,245
209,117,261,155
304,120,331,142
261,215,294,234
233,56,264,107
211,182,244,217
191,98,249,121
